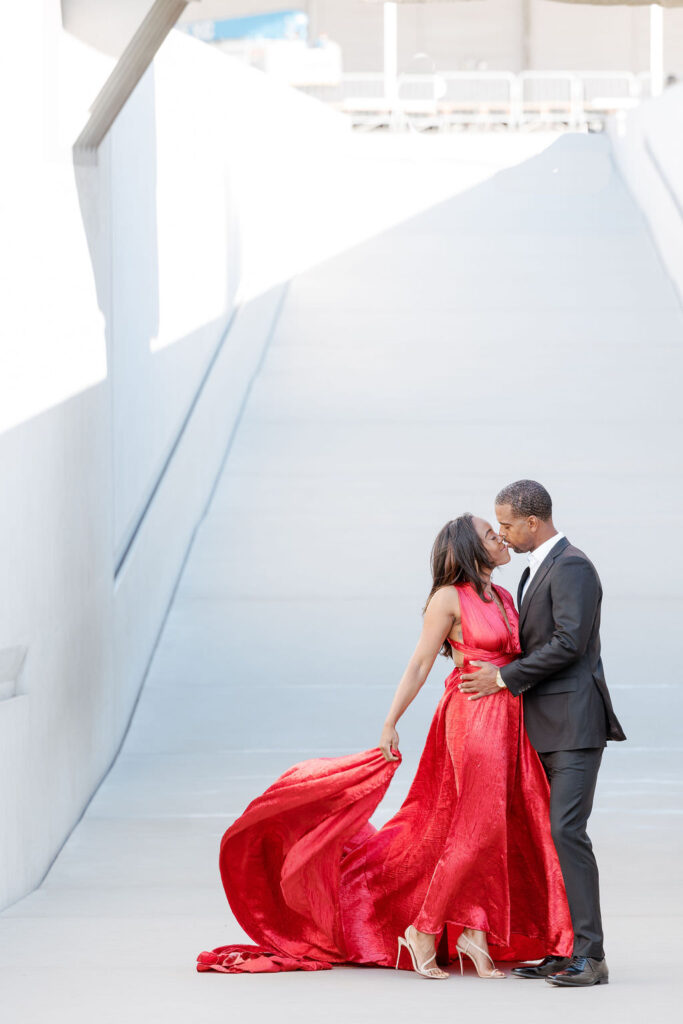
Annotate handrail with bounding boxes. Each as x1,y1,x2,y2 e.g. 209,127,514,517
298,69,644,129
73,0,194,163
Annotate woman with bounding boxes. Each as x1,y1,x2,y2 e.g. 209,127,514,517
198,515,572,979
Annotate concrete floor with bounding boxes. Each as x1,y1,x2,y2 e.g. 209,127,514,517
2,131,682,1023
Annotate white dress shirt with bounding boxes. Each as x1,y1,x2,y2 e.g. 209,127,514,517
520,532,565,602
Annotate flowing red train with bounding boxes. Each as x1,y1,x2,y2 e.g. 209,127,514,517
198,583,572,973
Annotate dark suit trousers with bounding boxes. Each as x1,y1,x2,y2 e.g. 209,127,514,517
538,748,604,959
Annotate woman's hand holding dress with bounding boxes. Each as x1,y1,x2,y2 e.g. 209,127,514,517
379,723,400,761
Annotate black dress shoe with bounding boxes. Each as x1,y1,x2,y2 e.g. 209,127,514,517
511,956,571,979
546,956,609,987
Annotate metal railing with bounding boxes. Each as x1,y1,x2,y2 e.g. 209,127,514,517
298,70,648,130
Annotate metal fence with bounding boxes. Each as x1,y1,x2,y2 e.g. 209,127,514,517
298,70,655,130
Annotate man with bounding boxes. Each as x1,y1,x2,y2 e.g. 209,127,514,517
459,479,626,988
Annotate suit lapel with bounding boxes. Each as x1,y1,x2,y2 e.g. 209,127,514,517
519,536,570,631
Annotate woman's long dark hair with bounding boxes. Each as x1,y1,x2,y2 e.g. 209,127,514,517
424,514,496,658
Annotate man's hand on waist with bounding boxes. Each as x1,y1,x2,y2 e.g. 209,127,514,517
459,661,506,701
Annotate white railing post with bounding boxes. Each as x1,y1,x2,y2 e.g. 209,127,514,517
510,75,522,129
308,69,647,132
650,4,664,98
383,2,399,125
571,75,584,130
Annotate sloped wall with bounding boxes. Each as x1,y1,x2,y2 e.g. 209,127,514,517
609,83,683,307
0,4,348,910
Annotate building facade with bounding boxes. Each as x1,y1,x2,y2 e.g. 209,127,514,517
178,0,683,74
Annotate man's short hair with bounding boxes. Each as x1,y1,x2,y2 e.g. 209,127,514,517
495,479,553,521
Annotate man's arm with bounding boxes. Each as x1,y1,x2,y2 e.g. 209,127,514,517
501,557,600,696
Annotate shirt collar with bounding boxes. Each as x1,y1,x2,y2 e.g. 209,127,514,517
528,532,564,568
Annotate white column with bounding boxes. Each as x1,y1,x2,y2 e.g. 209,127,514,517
650,4,664,98
383,1,398,103
307,0,319,43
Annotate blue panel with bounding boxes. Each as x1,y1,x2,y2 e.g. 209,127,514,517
184,10,308,42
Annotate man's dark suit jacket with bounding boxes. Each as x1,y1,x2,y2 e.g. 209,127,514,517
500,536,626,753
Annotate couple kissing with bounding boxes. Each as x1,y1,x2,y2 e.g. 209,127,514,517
198,479,625,989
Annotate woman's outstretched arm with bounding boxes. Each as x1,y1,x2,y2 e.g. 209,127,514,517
379,587,459,761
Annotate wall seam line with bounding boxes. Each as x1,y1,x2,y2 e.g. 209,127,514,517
16,282,289,908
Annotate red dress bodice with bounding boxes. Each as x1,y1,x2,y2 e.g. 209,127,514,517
448,581,521,668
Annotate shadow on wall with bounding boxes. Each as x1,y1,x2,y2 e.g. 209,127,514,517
74,60,160,378
74,59,239,571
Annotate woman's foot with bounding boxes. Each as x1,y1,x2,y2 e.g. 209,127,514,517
401,925,449,979
456,928,505,979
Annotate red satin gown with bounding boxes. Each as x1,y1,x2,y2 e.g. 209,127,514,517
197,583,572,974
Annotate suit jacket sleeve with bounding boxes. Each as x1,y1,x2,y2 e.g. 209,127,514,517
501,557,601,696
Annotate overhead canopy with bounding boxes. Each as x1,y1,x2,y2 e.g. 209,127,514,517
365,1,683,6
543,1,683,5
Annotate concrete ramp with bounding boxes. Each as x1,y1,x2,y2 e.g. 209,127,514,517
2,132,681,1022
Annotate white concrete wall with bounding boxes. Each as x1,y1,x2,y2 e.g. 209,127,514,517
609,82,683,306
0,4,348,910
107,42,241,563
108,31,351,750
0,0,113,911
109,32,348,561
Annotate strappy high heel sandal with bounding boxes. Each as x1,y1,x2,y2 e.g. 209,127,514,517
396,926,449,979
456,934,505,979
